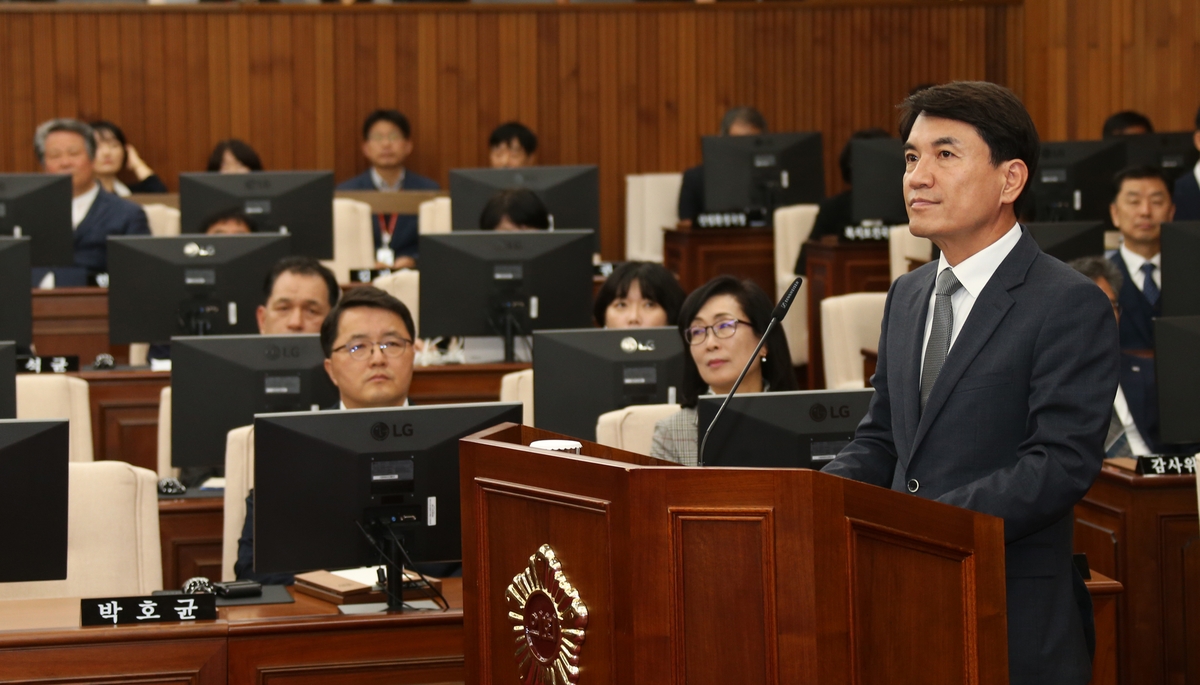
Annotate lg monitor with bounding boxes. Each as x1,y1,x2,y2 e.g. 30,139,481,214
1031,140,1127,222
0,419,69,583
697,389,874,468
252,402,523,583
0,343,14,419
179,171,334,259
171,334,339,468
107,235,290,344
702,132,825,220
850,138,908,226
1161,222,1200,317
0,237,32,346
1025,222,1107,262
449,165,599,233
419,230,595,362
1154,316,1200,446
0,174,72,267
1122,132,1200,184
533,327,685,442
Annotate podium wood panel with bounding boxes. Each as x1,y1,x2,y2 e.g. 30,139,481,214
663,227,775,295
803,241,891,389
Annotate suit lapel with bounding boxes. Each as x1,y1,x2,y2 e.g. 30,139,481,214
74,191,111,246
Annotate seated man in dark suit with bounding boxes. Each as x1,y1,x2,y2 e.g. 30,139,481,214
676,106,766,229
1108,165,1174,351
337,109,439,270
256,256,340,336
35,118,150,274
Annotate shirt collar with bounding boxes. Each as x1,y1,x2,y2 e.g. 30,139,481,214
1119,243,1160,273
369,167,405,192
338,398,409,410
933,222,1022,298
71,182,101,228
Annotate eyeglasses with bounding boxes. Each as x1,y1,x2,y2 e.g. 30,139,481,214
332,338,413,360
684,319,752,346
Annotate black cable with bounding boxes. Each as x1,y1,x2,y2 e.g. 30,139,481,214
353,520,407,608
384,526,450,611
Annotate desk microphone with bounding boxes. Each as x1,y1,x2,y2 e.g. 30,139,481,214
698,277,803,466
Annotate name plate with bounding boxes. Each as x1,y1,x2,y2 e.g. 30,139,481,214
842,225,892,241
1137,454,1197,476
350,268,395,283
81,594,217,626
17,356,79,374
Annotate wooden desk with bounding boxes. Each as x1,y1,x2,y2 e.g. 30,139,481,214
803,240,891,389
160,496,225,591
662,227,775,295
862,347,877,387
409,363,527,405
76,369,171,473
32,287,128,365
1073,465,1200,685
1087,571,1122,685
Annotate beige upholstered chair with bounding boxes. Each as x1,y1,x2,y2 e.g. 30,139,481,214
595,403,681,456
156,386,178,479
321,198,375,285
418,197,452,234
888,225,932,282
624,173,683,262
372,269,420,335
820,292,888,389
142,203,181,237
222,424,255,582
16,375,93,462
128,343,150,367
0,461,162,599
499,368,535,426
773,204,820,367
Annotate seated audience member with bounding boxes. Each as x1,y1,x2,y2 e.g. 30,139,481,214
90,120,168,196
593,261,686,328
488,121,538,168
1102,110,1154,138
35,118,150,273
257,256,340,335
677,107,767,229
479,188,550,231
206,139,263,173
237,286,416,584
338,109,439,270
794,127,891,275
1108,166,1173,351
651,276,797,465
203,208,257,235
1174,105,1200,220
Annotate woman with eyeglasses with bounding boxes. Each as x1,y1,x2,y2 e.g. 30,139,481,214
650,275,797,465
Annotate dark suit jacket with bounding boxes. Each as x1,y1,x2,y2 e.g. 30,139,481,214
1173,170,1200,222
336,169,440,259
825,229,1119,685
677,164,704,222
1109,252,1159,351
1120,354,1160,453
74,188,150,272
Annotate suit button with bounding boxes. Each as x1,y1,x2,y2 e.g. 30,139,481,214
907,479,919,493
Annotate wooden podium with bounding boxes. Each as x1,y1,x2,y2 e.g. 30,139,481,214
460,424,1008,684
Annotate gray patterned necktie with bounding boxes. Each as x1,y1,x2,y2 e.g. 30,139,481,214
1105,408,1132,458
920,268,963,411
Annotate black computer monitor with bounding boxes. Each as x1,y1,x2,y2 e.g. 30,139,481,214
850,138,908,226
1031,140,1127,222
179,171,334,259
171,334,339,468
533,327,685,442
253,402,523,577
697,389,874,468
1122,132,1200,184
419,230,595,362
1025,222,1107,262
1161,222,1200,317
0,342,14,420
0,419,69,583
0,174,72,267
0,237,32,346
107,235,291,344
449,165,599,233
1154,316,1200,446
702,132,825,219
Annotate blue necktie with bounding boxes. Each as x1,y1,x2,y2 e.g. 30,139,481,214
1141,263,1159,306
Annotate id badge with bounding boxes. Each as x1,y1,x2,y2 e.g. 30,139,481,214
376,247,395,266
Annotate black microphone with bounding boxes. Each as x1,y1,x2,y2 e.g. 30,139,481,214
698,277,803,466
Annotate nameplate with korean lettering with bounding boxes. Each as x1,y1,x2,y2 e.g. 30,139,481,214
350,268,396,283
81,595,217,626
1136,454,1197,476
16,356,79,374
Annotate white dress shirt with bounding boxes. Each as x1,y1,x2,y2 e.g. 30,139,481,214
370,167,405,192
72,182,100,229
1193,159,1200,196
1112,385,1152,456
339,398,409,410
920,223,1023,380
1118,244,1161,292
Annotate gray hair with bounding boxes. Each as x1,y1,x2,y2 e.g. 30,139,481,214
719,106,767,136
1068,255,1123,292
34,118,96,164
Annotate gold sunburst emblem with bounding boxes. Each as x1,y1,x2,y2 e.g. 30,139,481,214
505,544,589,684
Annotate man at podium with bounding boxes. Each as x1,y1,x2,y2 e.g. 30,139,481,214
824,82,1118,685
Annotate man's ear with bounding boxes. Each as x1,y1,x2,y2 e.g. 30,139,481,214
999,159,1029,206
323,358,338,388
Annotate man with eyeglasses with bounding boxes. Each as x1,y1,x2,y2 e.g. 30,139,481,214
337,109,440,270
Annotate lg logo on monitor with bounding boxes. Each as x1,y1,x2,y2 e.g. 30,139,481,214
371,422,414,441
809,404,852,422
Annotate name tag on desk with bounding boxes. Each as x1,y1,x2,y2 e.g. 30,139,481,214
17,356,79,374
1137,454,1197,476
81,595,216,626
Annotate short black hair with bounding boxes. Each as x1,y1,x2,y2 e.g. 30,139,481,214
479,188,550,230
1068,256,1123,293
488,122,538,155
899,81,1040,215
320,285,416,358
89,120,128,167
262,256,340,310
206,139,263,172
1110,165,1173,203
675,276,797,408
362,109,411,141
1102,110,1154,139
839,127,891,185
202,207,258,234
720,107,767,135
593,262,687,327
